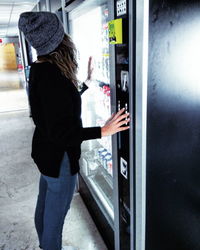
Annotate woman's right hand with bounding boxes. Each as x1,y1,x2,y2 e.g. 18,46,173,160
101,108,130,137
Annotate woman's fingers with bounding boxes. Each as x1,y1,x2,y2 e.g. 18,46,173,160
113,112,130,124
117,118,130,127
106,110,125,125
113,108,125,120
101,108,130,137
117,126,130,133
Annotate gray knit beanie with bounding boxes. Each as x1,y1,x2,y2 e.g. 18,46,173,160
18,11,65,56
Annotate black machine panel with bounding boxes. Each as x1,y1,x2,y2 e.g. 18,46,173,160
146,1,200,250
112,0,131,249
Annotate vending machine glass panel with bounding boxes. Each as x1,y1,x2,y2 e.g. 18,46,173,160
69,0,114,222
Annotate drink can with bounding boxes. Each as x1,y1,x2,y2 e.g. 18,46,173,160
103,153,112,169
101,151,109,165
98,148,108,165
98,148,107,156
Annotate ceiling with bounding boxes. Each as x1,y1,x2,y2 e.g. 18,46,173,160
0,0,38,37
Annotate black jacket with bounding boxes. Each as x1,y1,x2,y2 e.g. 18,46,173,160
29,62,101,177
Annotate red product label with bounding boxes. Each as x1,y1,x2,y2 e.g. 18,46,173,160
106,91,111,96
103,86,109,93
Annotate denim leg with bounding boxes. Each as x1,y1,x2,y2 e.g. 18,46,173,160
34,175,47,248
41,153,77,250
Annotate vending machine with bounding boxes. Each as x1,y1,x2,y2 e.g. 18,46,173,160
64,0,135,249
146,0,200,250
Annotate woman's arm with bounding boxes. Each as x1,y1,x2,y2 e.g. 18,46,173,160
37,64,129,149
79,56,93,95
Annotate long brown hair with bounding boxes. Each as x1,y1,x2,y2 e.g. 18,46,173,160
38,34,78,88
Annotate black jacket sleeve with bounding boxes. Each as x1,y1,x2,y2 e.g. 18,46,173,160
36,64,101,148
79,82,89,95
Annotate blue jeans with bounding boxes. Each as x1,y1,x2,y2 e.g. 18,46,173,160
34,153,77,250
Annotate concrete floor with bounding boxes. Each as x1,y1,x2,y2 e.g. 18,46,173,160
0,70,23,89
0,70,107,250
0,88,29,113
0,70,28,113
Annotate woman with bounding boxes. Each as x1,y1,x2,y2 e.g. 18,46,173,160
18,11,129,250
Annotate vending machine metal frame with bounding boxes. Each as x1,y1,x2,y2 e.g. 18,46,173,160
129,0,136,248
133,0,149,250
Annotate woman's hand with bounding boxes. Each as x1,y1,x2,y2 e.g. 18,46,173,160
101,108,130,137
86,56,94,81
